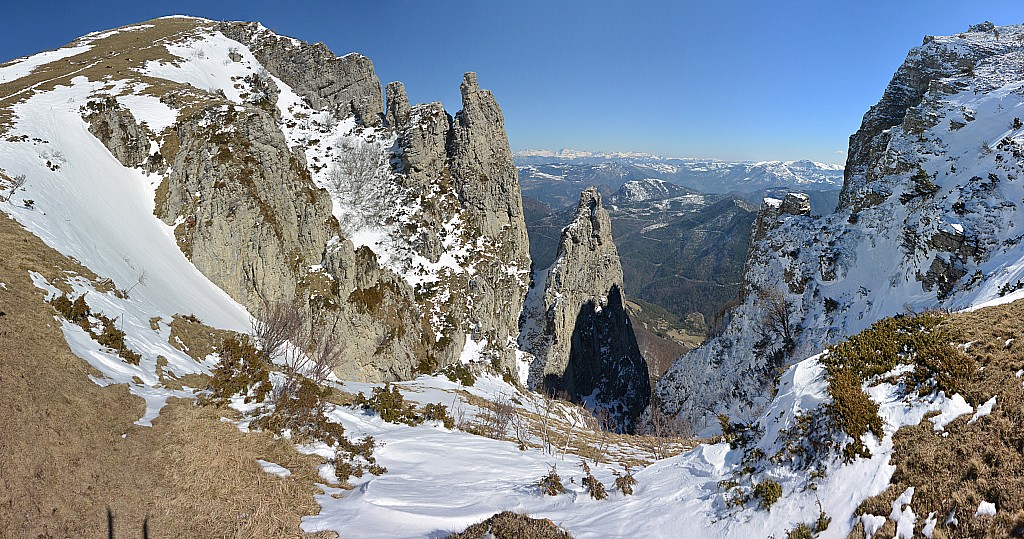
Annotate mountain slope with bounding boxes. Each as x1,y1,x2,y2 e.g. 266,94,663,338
657,21,1024,430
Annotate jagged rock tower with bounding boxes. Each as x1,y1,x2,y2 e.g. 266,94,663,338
521,187,650,427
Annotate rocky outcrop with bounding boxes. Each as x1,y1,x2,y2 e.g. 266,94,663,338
521,187,650,427
658,23,1024,432
385,81,411,129
82,97,157,171
153,101,429,382
445,73,532,371
384,73,530,373
839,21,1012,212
218,22,384,126
155,105,334,306
750,193,810,244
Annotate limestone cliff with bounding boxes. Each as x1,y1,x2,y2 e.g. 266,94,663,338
381,73,531,374
218,22,384,126
83,97,157,172
521,187,650,427
657,22,1024,432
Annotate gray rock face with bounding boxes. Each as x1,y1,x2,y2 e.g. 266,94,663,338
839,22,1017,211
82,97,156,171
385,81,411,129
750,193,811,244
387,73,530,373
153,102,428,382
521,187,650,427
155,105,333,306
657,23,1024,432
445,72,532,371
218,22,384,126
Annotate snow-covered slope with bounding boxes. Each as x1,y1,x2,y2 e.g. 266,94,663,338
658,22,1024,430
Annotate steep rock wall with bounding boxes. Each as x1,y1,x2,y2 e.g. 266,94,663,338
218,22,384,126
521,187,650,426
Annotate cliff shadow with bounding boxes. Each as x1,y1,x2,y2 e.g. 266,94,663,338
543,284,651,432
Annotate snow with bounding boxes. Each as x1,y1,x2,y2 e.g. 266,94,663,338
142,31,263,104
116,92,178,133
926,393,974,431
889,486,916,539
4,20,1020,539
300,352,971,538
922,512,938,537
0,44,93,83
459,334,488,364
0,73,253,424
256,459,292,478
967,396,997,425
975,501,997,517
860,514,887,537
0,77,251,332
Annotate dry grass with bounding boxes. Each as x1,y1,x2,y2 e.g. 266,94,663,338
168,312,237,362
0,18,227,136
448,511,574,539
851,301,1024,538
0,212,333,538
382,384,697,468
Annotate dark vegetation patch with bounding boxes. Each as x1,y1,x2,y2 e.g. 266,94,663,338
851,300,1024,538
448,511,574,539
168,312,235,362
820,312,973,461
49,291,141,364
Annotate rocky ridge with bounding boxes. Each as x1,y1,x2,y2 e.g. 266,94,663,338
656,22,1024,431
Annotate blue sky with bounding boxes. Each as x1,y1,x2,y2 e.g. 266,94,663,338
3,1,1023,164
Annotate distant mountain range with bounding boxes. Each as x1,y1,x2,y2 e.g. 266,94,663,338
514,150,844,212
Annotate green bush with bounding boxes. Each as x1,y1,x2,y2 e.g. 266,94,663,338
354,383,422,425
253,378,345,445
335,435,386,482
821,312,973,461
826,367,882,461
442,362,476,386
786,524,813,539
753,479,782,510
208,336,272,406
51,293,89,322
422,402,455,429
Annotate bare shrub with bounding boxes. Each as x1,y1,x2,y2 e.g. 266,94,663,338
328,140,389,235
510,408,530,450
613,467,638,495
637,399,691,460
594,407,618,464
2,174,26,203
479,393,516,440
579,460,607,500
758,286,796,357
252,301,345,402
252,299,306,361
